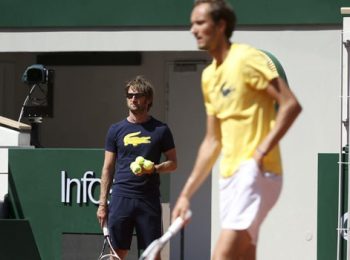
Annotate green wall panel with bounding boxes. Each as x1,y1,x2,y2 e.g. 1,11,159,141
0,0,192,27
0,220,41,259
8,149,104,260
0,0,348,28
317,153,347,260
7,148,170,259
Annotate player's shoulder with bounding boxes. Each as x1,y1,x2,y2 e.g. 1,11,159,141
232,42,253,50
231,43,274,71
231,42,261,58
202,43,258,73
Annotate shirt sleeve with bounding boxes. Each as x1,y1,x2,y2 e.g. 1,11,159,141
161,125,175,152
105,125,117,153
242,49,279,90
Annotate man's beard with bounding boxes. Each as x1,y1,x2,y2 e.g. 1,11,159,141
128,104,146,114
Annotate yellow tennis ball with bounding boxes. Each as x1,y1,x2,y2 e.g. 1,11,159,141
143,160,154,171
135,156,145,166
130,161,142,174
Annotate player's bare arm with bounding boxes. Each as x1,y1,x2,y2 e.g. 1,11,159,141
253,77,302,164
172,115,221,221
97,151,116,227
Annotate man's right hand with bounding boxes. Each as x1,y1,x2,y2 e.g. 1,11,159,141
97,205,108,228
172,196,191,224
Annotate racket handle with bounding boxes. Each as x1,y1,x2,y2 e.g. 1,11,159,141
184,209,192,221
168,210,192,234
103,223,109,236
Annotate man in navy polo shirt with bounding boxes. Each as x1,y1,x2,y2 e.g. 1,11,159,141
97,75,177,260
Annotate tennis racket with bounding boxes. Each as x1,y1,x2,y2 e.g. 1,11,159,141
98,223,121,260
139,210,192,260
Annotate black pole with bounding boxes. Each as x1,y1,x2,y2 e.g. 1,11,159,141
180,228,184,260
30,121,42,148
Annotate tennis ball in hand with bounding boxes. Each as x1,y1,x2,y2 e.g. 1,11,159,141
143,159,154,171
130,161,142,175
135,156,145,165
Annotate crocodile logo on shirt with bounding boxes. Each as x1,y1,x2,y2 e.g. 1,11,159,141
124,131,151,147
220,82,234,96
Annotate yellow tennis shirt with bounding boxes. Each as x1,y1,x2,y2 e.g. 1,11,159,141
202,43,282,178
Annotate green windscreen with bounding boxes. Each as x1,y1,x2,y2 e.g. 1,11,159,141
0,0,348,28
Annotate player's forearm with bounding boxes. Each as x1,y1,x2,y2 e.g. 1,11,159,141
98,168,113,205
258,97,302,154
180,137,221,200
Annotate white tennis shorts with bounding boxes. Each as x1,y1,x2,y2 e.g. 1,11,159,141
219,159,282,245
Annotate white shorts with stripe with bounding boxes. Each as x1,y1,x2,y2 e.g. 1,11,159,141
219,159,282,245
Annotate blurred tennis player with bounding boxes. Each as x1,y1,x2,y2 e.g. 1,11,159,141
97,75,177,260
172,1,302,259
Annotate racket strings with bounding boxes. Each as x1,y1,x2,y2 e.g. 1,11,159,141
106,237,120,260
98,236,121,260
99,254,120,260
98,241,107,259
